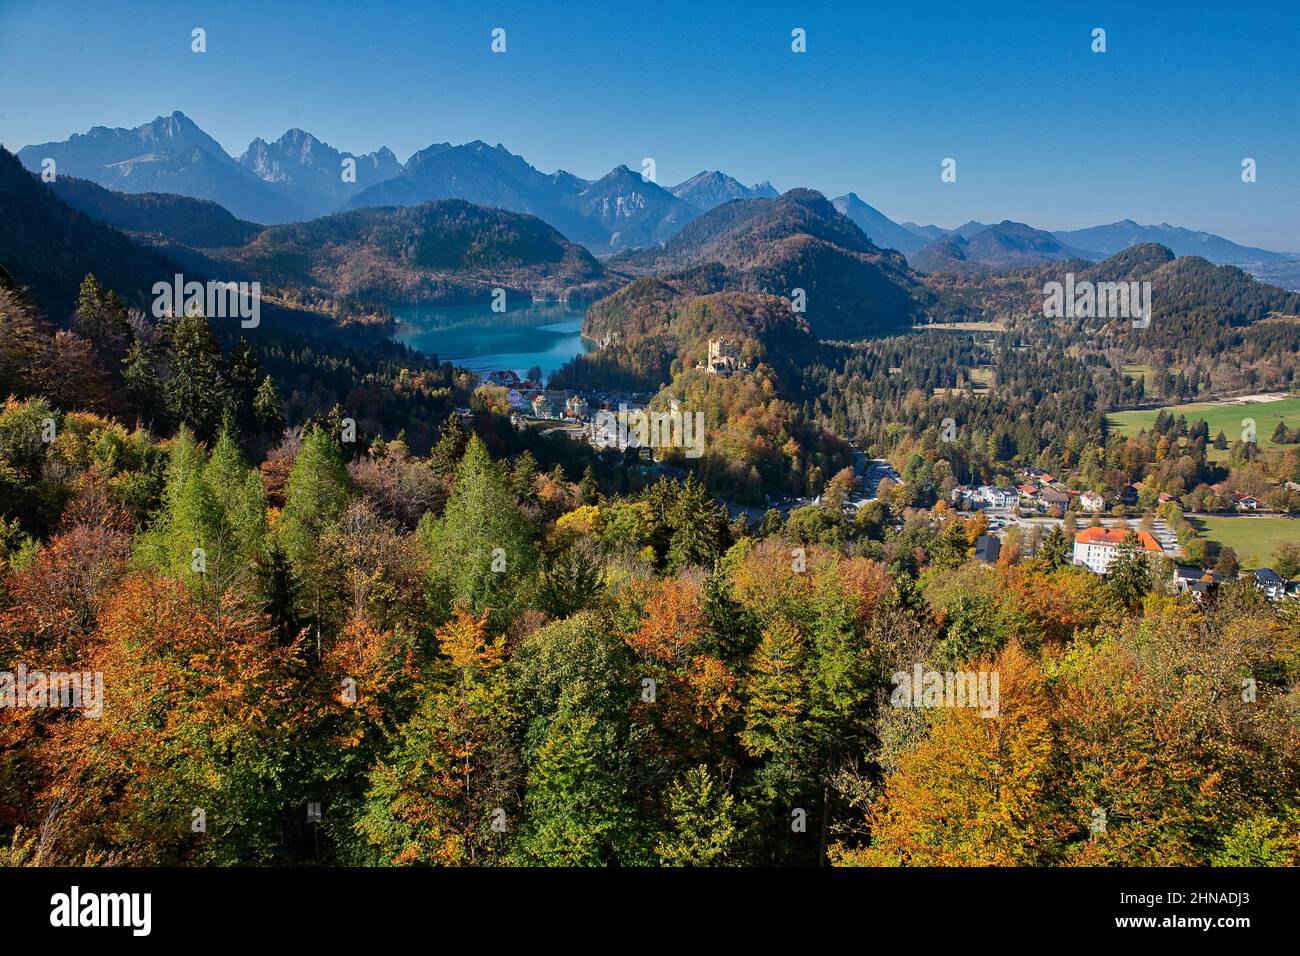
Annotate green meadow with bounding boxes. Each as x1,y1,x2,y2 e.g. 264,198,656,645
1107,394,1300,461
1188,515,1300,569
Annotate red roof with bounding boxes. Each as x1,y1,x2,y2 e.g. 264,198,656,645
1074,527,1162,552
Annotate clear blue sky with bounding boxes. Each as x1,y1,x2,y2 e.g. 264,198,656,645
2,0,1297,250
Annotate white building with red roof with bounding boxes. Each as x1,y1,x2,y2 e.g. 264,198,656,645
1073,526,1164,574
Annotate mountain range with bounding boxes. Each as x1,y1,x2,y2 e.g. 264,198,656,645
17,113,753,256
1051,219,1292,263
238,128,402,219
17,112,308,224
15,111,1300,288
0,146,341,340
908,221,1098,274
670,171,779,209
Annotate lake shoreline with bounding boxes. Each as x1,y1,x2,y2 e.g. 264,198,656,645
391,300,596,381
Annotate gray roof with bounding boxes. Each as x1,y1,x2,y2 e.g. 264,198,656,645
974,535,1001,562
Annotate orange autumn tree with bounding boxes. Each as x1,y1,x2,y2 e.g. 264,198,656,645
34,573,300,865
834,642,1073,866
625,577,740,760
355,606,518,866
0,521,130,666
315,614,417,752
0,518,132,833
1053,599,1300,865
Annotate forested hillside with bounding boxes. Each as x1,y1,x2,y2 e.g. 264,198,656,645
0,250,1297,866
225,199,620,306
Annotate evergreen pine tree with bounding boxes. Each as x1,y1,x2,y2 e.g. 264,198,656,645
253,375,285,433
429,412,469,478
667,474,724,571
578,465,599,506
1041,524,1070,569
161,310,231,438
654,765,739,866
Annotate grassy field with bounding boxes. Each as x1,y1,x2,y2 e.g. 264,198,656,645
1107,394,1300,461
1120,363,1155,389
1188,515,1300,568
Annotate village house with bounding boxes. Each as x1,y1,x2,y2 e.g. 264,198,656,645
1172,565,1227,602
1254,568,1289,602
976,485,1018,509
1039,488,1071,513
530,395,556,421
487,369,521,388
1172,564,1203,593
565,394,590,419
1072,526,1163,574
1079,491,1106,513
974,535,1001,564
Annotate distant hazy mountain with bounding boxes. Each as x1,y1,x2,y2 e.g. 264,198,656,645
349,144,699,254
220,199,619,305
1053,219,1293,263
909,220,1096,274
239,129,401,218
345,140,604,245
948,220,996,240
670,171,777,210
18,112,307,224
1052,220,1300,292
47,175,263,249
900,222,949,241
831,193,928,253
573,165,700,251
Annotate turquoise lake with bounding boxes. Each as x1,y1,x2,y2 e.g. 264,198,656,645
392,301,594,380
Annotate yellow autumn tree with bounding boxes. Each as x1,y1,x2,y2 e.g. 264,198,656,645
833,642,1072,866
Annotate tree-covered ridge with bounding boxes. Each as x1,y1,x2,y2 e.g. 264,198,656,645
0,147,180,319
48,175,265,249
603,188,952,341
224,199,621,306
